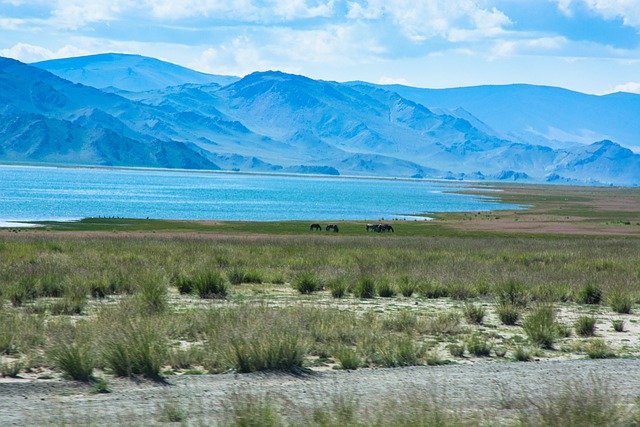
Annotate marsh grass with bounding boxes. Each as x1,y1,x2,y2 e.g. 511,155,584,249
100,312,166,380
465,333,492,357
328,278,348,298
227,330,308,373
606,289,634,314
398,276,417,297
584,339,616,359
353,277,376,299
612,319,625,332
519,378,632,427
224,394,284,427
463,303,485,325
0,360,23,377
293,271,322,294
334,346,361,370
377,280,396,298
576,284,602,305
575,316,597,337
496,302,521,325
522,305,560,349
193,271,228,299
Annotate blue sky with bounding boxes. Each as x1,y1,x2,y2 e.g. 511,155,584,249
1,0,639,94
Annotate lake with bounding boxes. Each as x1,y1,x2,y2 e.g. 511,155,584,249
0,165,521,225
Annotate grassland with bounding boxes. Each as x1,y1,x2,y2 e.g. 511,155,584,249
1,182,640,425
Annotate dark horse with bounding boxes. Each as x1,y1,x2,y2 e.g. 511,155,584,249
310,223,322,231
326,224,339,232
380,224,394,232
366,223,377,232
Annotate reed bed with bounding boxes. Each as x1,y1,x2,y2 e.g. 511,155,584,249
0,232,638,381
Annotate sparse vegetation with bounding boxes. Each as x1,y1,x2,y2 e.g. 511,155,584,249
575,316,597,337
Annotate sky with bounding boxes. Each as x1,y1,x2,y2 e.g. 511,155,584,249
0,0,639,95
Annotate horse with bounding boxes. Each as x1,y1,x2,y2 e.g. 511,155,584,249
366,223,377,232
326,224,339,232
310,223,322,231
380,224,394,232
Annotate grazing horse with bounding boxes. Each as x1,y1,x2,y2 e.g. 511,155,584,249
366,223,377,232
326,224,339,232
310,223,322,231
381,224,394,232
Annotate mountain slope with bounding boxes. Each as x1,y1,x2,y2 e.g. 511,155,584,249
33,53,239,92
2,55,640,185
375,83,640,152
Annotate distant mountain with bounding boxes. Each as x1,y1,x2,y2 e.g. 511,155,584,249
33,53,239,92
2,55,640,185
370,83,640,153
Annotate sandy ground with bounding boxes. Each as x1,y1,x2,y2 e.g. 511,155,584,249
1,358,639,426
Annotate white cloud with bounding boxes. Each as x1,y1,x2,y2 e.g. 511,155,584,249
490,36,568,58
0,42,88,62
346,0,511,43
378,76,410,85
553,0,640,28
612,81,640,93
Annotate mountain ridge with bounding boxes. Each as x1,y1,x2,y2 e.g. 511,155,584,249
1,54,639,186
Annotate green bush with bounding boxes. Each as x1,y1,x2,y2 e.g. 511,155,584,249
465,333,492,357
463,303,485,325
227,331,307,373
292,271,322,294
576,283,602,305
398,276,417,297
607,289,633,314
173,274,194,294
228,267,246,285
328,278,348,298
334,346,361,370
495,279,528,308
575,316,597,337
611,319,625,332
101,316,166,380
448,343,465,358
585,339,616,359
48,341,95,381
496,302,521,325
193,271,228,299
513,346,533,362
353,277,376,299
522,306,559,349
377,280,396,298
419,279,448,299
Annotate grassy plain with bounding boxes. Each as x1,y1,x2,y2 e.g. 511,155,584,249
1,182,640,425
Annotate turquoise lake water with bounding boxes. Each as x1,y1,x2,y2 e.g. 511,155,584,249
0,165,521,224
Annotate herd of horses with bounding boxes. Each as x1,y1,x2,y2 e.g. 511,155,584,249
309,223,394,233
310,223,339,232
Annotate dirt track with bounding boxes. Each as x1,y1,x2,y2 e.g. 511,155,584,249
2,358,639,425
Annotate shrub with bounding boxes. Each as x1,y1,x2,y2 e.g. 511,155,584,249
227,331,307,373
575,316,597,337
101,317,166,380
292,271,321,294
519,378,630,427
48,341,95,382
228,267,246,285
376,337,424,367
353,277,376,299
193,271,227,299
576,283,602,305
463,303,485,325
158,400,188,423
91,378,111,394
496,302,521,325
522,305,559,349
223,394,283,427
612,319,625,332
607,289,633,314
513,346,533,362
495,279,528,308
448,343,465,358
377,280,396,298
465,333,492,357
585,339,616,359
419,279,448,299
425,312,461,336
328,278,348,298
0,360,23,378
243,270,263,284
398,276,417,297
174,274,194,294
135,274,168,313
334,346,361,370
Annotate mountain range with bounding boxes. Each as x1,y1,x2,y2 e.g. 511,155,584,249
0,53,637,185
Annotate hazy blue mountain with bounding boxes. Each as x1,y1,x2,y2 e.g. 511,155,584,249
373,83,640,153
33,53,239,92
2,55,640,185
